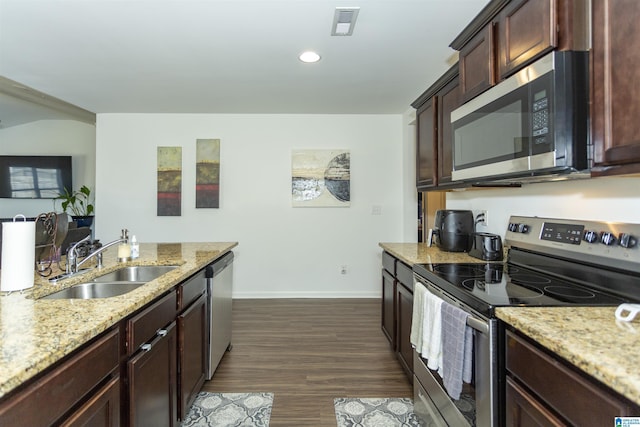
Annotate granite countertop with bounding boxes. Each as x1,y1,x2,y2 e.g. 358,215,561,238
379,242,494,265
497,306,640,406
0,241,237,399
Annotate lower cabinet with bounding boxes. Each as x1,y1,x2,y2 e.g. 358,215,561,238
128,321,178,427
505,328,640,426
380,251,414,382
178,293,207,419
0,328,120,427
62,376,121,427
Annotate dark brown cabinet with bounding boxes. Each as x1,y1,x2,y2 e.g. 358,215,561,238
454,0,561,102
380,251,414,381
128,321,178,427
395,278,413,379
0,328,120,427
126,290,178,427
591,0,640,176
505,329,640,426
178,293,207,419
413,65,462,190
62,376,121,427
416,98,437,189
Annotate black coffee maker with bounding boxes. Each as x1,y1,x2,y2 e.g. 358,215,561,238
432,210,474,252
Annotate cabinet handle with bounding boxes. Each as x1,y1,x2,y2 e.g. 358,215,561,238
157,329,168,337
141,343,152,352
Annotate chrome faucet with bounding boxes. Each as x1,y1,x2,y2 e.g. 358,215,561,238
67,236,128,274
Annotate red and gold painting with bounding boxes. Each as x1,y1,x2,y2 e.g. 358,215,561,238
196,139,220,208
157,146,182,216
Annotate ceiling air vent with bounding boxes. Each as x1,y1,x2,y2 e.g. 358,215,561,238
331,7,360,36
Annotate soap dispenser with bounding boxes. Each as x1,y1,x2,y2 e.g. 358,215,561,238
130,235,139,259
117,229,131,262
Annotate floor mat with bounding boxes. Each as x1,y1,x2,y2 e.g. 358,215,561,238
181,392,273,427
334,397,421,427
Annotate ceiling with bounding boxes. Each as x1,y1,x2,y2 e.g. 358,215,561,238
0,0,489,117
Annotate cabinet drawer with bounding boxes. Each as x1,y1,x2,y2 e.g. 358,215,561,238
382,252,396,275
396,261,413,291
127,290,177,354
179,271,206,311
0,328,119,427
506,330,637,425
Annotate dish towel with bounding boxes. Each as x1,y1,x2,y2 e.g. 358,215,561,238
410,282,427,351
440,301,473,400
420,290,444,371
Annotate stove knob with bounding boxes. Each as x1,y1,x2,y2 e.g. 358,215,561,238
517,223,530,233
600,232,617,246
508,223,518,232
619,233,638,248
583,230,599,243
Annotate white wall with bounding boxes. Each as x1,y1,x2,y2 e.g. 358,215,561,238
0,120,96,218
446,177,640,237
95,114,405,298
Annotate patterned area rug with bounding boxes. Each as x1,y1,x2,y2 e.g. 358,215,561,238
181,392,273,427
334,397,421,427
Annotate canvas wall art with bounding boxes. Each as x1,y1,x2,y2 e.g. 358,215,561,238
157,146,182,216
291,149,350,207
196,138,220,208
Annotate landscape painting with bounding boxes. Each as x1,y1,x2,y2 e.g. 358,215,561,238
157,146,182,216
196,138,220,208
291,149,350,207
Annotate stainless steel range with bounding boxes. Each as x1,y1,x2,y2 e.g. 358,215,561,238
411,216,640,427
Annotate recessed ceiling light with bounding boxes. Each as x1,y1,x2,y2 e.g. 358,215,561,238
299,51,321,63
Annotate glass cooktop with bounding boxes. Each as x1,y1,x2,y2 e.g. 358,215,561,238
413,262,628,316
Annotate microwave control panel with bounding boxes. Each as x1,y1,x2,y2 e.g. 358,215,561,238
532,90,549,144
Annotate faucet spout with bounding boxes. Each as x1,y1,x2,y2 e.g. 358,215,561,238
75,238,128,271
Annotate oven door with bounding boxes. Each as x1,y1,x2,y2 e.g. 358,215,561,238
413,275,499,427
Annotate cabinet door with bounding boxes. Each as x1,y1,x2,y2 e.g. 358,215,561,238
61,377,121,427
395,282,414,381
381,269,396,348
459,24,495,103
178,294,207,419
506,377,566,427
128,321,178,427
416,98,437,189
498,0,556,79
437,76,461,186
591,0,640,174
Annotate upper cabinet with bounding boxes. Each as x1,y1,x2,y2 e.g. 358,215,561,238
591,0,640,176
412,65,462,191
452,0,587,104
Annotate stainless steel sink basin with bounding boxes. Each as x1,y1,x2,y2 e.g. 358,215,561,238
41,282,147,299
92,265,179,283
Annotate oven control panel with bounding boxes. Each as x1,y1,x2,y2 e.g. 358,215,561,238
506,216,640,270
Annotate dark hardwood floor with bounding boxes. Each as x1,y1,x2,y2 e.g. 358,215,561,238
201,298,412,426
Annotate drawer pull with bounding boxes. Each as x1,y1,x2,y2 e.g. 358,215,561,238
157,329,168,337
141,343,152,352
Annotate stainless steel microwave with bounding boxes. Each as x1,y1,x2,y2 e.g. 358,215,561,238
451,51,590,183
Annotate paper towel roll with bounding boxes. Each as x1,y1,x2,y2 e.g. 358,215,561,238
1,215,36,292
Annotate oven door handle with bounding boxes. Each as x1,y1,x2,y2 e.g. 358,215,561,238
466,316,489,335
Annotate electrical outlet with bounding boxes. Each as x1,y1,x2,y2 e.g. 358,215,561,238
475,210,488,226
340,265,348,275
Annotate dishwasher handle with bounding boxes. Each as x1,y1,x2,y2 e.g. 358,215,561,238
206,251,234,278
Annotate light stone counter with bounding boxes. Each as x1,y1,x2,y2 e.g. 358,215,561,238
0,242,237,399
497,306,640,406
379,242,492,265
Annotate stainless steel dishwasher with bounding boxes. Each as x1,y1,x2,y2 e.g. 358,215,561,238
205,251,234,380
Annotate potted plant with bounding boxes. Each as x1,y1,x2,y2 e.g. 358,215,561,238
55,185,95,227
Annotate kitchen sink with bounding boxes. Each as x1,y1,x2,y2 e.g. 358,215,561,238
41,265,180,299
41,281,147,299
91,265,179,283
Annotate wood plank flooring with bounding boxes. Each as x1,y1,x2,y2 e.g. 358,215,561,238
201,299,412,426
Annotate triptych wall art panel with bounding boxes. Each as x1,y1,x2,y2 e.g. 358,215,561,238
157,146,182,216
291,149,350,207
196,138,220,209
